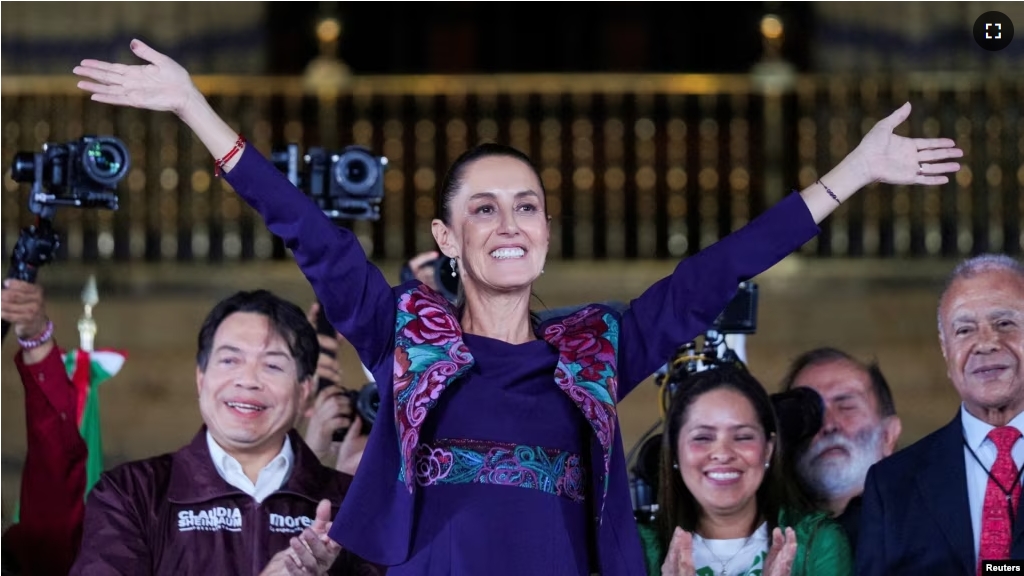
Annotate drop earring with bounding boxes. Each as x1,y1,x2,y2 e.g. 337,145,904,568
450,258,458,277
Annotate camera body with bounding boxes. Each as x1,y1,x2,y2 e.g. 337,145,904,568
11,136,129,211
314,304,379,439
336,382,379,440
272,144,388,222
399,254,461,304
711,281,758,334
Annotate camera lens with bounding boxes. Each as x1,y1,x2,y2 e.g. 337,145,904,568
357,383,379,428
82,137,130,187
333,147,379,196
10,152,36,183
344,159,368,184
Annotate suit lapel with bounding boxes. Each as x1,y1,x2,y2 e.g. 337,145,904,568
915,415,975,573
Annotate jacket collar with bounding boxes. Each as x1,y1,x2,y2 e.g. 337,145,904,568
391,285,621,513
168,426,333,505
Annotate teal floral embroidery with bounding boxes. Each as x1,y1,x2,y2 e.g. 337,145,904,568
393,286,621,508
393,286,475,492
541,306,621,517
414,439,586,502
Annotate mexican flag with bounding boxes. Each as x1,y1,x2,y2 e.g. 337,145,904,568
62,348,127,495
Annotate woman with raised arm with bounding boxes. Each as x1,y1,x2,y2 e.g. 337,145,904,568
74,40,962,576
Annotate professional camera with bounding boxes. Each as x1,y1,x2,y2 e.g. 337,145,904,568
770,386,825,453
399,254,460,304
2,136,128,342
338,381,379,440
10,136,128,210
314,304,378,439
271,144,388,222
711,281,758,334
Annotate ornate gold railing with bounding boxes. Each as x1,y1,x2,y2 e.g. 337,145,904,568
3,72,1022,263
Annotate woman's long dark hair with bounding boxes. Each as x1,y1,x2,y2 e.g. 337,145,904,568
656,363,808,553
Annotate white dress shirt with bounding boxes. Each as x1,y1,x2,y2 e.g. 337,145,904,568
961,405,1024,560
206,431,294,503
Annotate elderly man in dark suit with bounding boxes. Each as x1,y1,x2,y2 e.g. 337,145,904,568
857,254,1024,575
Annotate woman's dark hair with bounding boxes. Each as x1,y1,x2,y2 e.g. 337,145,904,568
657,364,810,552
196,289,319,382
436,143,549,317
437,142,546,225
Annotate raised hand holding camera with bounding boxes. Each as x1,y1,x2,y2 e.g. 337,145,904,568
2,136,128,342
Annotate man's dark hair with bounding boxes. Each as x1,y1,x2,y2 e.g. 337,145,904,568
780,347,897,418
196,289,319,382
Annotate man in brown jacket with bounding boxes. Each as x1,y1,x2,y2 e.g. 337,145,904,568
69,289,381,575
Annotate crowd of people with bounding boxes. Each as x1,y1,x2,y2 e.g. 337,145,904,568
1,38,1019,576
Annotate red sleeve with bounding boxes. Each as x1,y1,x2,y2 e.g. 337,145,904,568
3,343,87,575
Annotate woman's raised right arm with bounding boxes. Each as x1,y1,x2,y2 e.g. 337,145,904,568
74,39,397,368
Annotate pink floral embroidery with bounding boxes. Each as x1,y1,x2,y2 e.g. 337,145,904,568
393,286,474,491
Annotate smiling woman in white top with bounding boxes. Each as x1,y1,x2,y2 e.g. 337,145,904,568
638,363,853,576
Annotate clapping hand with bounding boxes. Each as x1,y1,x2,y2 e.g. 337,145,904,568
763,526,798,576
258,500,342,576
661,527,697,576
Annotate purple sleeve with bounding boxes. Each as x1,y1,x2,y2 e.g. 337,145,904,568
616,192,820,400
223,146,396,371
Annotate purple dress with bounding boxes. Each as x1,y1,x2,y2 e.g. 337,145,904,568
224,146,821,576
401,333,593,574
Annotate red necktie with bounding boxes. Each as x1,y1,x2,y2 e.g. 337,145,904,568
977,425,1022,573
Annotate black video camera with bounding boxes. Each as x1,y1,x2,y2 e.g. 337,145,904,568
2,136,128,342
272,144,388,222
314,305,379,440
11,136,129,211
399,254,460,304
770,386,825,453
711,281,758,334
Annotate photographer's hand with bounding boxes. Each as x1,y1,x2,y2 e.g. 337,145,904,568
303,385,353,464
1,280,54,364
335,416,367,477
74,40,245,174
407,251,441,291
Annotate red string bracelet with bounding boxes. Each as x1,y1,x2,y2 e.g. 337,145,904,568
214,134,246,177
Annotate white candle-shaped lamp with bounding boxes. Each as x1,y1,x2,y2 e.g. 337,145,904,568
78,274,99,352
